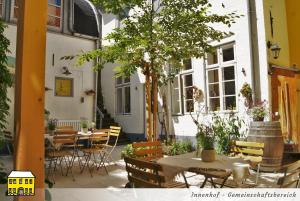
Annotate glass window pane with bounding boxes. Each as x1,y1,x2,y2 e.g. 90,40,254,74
48,5,61,17
116,88,122,113
222,46,234,62
208,69,218,83
209,98,220,111
207,50,218,65
47,16,61,28
185,100,194,113
116,77,122,85
124,87,131,113
223,66,235,80
208,84,219,97
48,0,61,6
185,87,193,99
224,96,236,110
183,59,192,70
184,74,193,87
224,81,235,95
124,77,130,83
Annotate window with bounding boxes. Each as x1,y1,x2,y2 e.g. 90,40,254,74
9,179,12,184
116,77,131,114
13,179,16,184
25,179,28,184
29,179,32,184
11,0,63,29
206,44,237,112
171,59,194,114
29,188,32,193
19,179,22,184
0,0,4,18
55,77,74,97
48,0,62,29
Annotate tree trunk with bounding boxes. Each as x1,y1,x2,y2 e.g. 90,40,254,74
152,74,158,141
145,68,152,141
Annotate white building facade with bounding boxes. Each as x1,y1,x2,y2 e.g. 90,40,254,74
100,0,272,142
2,0,101,133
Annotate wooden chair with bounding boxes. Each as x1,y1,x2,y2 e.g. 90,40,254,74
124,157,189,188
231,140,264,184
132,141,163,161
81,133,110,176
102,126,121,164
188,167,232,188
277,160,300,188
46,135,77,182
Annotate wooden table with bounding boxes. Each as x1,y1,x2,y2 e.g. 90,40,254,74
157,152,250,187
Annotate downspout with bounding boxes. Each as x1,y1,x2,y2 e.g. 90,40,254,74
247,0,258,102
69,0,75,33
203,59,208,113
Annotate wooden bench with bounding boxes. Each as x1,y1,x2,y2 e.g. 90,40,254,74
124,157,189,188
277,160,300,188
132,141,163,161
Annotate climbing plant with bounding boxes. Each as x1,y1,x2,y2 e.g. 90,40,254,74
0,20,13,144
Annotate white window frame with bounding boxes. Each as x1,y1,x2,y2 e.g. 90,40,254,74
115,77,131,115
171,59,194,115
206,43,238,112
10,0,63,31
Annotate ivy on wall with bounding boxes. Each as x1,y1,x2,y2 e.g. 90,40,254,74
0,20,13,143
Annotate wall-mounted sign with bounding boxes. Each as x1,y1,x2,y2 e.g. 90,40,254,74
55,77,74,97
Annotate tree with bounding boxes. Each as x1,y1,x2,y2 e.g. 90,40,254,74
0,20,13,145
69,0,239,141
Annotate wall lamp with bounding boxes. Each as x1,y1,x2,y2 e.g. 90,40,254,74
62,66,72,76
267,41,281,59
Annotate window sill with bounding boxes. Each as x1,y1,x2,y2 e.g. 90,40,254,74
116,113,132,116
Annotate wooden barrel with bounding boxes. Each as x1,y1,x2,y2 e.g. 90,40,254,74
248,121,284,172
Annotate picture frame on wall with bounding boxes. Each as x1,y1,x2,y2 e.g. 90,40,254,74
55,77,74,97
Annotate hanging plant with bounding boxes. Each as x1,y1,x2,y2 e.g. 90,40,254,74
0,21,13,143
240,83,253,108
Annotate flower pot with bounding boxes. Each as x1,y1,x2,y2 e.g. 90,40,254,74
81,127,88,133
253,117,264,122
201,149,216,162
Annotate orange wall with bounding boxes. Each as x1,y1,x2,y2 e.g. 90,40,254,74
286,0,300,68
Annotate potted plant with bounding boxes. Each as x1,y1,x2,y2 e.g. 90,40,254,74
47,119,57,135
196,124,216,162
251,100,268,121
240,83,253,108
81,120,88,133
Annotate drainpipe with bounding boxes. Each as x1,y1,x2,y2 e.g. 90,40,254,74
203,59,208,113
247,0,258,102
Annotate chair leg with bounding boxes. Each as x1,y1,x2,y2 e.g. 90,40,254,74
200,177,208,188
255,163,261,185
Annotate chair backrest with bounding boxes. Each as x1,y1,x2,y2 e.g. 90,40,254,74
54,130,77,135
277,160,300,188
231,141,264,162
124,157,165,188
108,126,121,146
89,133,109,148
132,141,163,161
53,135,77,150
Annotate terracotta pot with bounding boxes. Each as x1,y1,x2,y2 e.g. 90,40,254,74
201,149,216,162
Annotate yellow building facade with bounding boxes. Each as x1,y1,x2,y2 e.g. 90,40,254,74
7,171,35,196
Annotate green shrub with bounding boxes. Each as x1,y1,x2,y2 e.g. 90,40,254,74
121,144,135,158
168,140,194,156
212,112,244,155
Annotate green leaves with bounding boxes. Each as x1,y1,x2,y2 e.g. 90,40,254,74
0,20,12,138
69,0,240,82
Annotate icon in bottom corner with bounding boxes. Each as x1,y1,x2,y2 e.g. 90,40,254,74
7,170,35,196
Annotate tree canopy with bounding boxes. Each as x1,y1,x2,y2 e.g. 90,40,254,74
73,0,239,77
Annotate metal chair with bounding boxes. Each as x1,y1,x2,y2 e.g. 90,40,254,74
101,126,121,165
81,132,110,176
46,134,77,182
